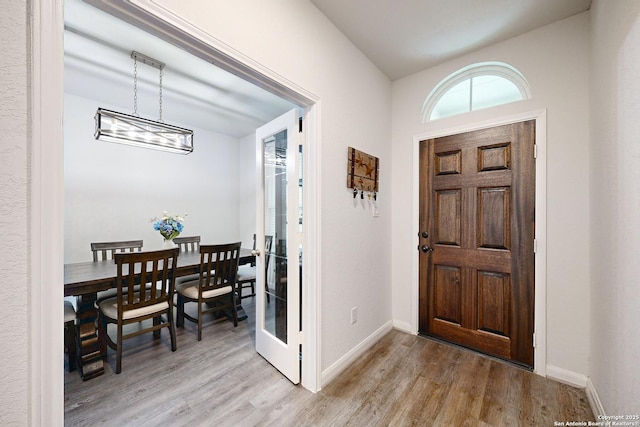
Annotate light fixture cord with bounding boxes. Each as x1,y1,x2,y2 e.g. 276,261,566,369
159,67,163,122
133,56,139,116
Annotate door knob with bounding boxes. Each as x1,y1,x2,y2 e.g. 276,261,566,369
251,249,261,256
421,232,429,238
420,245,433,253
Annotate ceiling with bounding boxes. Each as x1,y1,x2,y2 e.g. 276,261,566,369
64,0,297,137
65,0,592,137
311,0,592,80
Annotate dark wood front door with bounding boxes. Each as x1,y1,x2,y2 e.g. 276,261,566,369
418,120,535,367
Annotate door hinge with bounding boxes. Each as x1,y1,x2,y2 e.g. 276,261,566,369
533,332,537,348
533,238,537,253
298,330,304,346
534,144,538,159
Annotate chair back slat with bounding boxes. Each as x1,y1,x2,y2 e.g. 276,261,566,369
198,243,241,299
91,240,143,262
173,236,201,253
114,248,179,314
264,235,274,270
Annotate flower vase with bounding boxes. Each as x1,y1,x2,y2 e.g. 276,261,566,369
162,238,177,249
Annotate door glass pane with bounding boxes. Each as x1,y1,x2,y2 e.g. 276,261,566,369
264,129,288,343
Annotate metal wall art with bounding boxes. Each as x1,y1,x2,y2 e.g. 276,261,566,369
347,147,379,200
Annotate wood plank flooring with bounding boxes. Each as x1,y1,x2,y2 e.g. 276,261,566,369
65,299,594,426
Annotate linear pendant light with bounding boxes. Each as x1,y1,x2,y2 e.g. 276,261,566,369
94,51,194,154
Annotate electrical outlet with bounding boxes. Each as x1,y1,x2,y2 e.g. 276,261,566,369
351,307,358,325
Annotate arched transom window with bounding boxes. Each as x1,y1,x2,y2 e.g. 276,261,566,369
422,62,531,122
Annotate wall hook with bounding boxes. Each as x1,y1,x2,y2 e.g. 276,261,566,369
373,192,377,201
353,187,358,198
360,190,364,199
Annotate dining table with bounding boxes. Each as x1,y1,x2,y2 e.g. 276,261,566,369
64,247,255,381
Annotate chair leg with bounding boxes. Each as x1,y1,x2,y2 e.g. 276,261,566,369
197,304,203,341
176,294,184,328
115,323,123,374
167,307,177,352
231,294,238,327
153,316,161,339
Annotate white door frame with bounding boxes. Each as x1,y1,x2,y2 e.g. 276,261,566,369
31,1,321,424
411,109,547,376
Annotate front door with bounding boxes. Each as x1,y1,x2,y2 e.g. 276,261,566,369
418,120,535,367
255,109,301,383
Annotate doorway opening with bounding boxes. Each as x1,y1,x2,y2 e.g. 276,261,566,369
65,1,315,388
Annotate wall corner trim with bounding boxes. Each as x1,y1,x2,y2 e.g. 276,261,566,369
586,377,607,419
321,321,393,388
392,320,415,334
546,364,589,388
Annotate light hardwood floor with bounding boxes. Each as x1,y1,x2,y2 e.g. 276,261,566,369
65,299,594,426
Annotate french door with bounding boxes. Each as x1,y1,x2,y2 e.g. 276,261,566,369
255,109,301,383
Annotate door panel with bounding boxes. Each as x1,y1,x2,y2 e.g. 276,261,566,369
435,190,461,246
419,121,535,367
477,187,511,250
433,265,462,324
477,270,511,336
255,109,300,384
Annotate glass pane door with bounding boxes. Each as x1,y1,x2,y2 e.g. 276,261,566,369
255,109,300,384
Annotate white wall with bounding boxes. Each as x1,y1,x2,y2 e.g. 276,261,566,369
64,94,246,263
151,0,393,375
391,13,591,377
589,0,640,414
238,132,257,251
0,1,30,424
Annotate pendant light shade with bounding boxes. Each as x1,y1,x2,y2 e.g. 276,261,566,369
95,108,193,154
94,51,194,154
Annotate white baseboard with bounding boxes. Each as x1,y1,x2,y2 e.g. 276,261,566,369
547,367,606,417
586,377,606,419
392,319,414,334
546,364,588,388
320,320,393,388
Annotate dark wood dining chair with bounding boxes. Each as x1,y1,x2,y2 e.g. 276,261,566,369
97,248,179,374
173,236,201,287
176,242,241,341
173,235,200,253
91,240,146,325
91,240,143,262
237,235,273,301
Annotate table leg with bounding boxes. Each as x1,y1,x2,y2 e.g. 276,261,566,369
208,297,248,322
236,305,248,321
75,293,104,380
234,286,248,321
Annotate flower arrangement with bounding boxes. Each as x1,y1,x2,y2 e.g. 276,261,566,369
151,211,186,241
